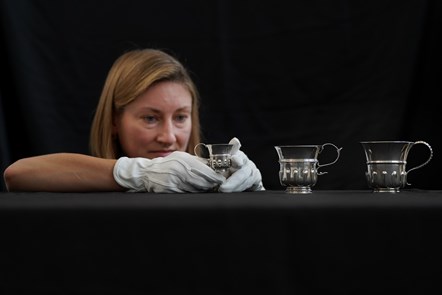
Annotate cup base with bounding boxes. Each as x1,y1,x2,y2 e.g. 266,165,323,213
373,188,400,193
285,186,312,194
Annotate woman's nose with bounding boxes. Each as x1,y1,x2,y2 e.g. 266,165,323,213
157,121,176,144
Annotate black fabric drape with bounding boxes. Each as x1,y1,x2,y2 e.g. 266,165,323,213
0,93,10,191
1,0,441,191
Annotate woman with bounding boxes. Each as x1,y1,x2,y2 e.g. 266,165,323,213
3,48,264,193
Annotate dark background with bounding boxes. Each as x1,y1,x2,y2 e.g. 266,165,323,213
1,0,441,192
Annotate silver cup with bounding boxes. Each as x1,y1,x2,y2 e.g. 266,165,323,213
360,141,433,193
194,143,234,177
275,143,342,194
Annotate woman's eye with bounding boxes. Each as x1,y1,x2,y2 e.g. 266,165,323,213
143,116,158,124
175,114,189,123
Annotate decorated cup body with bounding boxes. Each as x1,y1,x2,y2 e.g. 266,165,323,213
275,143,341,194
361,141,433,193
195,143,234,177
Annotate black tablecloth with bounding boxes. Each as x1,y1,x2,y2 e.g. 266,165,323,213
2,190,442,294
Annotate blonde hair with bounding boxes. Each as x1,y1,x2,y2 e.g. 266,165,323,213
89,48,201,158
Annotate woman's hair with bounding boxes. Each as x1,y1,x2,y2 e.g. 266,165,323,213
89,48,201,158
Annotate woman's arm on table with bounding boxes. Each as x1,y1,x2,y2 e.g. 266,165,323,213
3,153,125,192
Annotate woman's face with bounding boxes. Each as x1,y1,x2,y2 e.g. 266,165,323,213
114,81,192,159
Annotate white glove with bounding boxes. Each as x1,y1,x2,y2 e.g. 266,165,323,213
113,151,226,193
219,137,265,193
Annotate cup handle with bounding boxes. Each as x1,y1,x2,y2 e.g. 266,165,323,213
406,141,433,174
317,143,343,174
194,143,209,158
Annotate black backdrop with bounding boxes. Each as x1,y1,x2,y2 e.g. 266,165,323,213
1,0,441,192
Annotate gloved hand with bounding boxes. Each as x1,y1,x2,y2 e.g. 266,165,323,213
113,151,226,193
219,137,265,192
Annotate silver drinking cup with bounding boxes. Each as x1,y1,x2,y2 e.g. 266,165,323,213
360,141,433,193
194,143,234,177
275,143,342,194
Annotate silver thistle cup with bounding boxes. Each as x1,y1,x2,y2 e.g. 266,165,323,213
360,141,433,193
275,143,342,194
194,143,235,177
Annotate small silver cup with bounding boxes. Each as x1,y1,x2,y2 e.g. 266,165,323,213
360,141,433,193
194,143,234,177
275,143,342,194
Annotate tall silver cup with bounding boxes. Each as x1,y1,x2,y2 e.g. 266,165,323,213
194,143,234,177
360,141,433,193
275,143,342,194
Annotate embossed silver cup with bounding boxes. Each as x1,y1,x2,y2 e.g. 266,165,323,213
360,141,433,193
194,143,235,177
275,143,342,194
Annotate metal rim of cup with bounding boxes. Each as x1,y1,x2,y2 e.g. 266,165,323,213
279,159,318,163
360,141,414,144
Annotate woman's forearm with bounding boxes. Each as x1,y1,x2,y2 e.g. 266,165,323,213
3,153,126,192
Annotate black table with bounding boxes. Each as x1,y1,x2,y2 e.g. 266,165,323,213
2,190,442,295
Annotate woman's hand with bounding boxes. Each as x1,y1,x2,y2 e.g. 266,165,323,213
218,137,265,193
